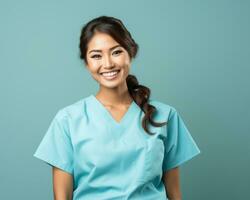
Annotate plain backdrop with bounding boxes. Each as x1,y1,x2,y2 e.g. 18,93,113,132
0,0,249,199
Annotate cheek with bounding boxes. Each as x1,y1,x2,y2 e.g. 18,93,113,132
115,54,130,66
87,61,101,73
123,53,131,66
123,56,131,71
124,58,130,66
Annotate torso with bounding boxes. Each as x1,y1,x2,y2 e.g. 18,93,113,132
63,94,171,200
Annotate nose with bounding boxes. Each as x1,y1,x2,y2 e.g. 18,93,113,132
103,55,115,69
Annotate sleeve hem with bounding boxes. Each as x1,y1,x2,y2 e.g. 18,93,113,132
33,153,73,175
163,150,201,172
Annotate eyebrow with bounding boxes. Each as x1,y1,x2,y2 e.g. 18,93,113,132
88,45,122,54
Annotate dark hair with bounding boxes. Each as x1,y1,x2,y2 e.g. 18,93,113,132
79,15,167,135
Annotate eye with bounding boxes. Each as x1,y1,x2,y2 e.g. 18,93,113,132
91,54,101,59
113,50,123,56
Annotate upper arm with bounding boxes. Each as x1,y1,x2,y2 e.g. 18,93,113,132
162,107,201,172
34,110,74,175
162,167,182,200
52,166,73,200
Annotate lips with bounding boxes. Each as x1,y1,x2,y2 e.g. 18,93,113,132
100,69,120,75
100,69,121,80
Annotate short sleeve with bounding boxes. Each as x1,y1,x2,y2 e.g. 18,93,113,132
162,107,201,172
33,110,74,175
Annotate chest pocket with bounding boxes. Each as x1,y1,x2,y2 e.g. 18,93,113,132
136,126,165,183
144,136,164,181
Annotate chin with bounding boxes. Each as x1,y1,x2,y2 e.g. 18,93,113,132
100,78,127,88
100,82,121,89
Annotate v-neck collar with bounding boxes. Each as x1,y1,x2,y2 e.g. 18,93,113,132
90,94,137,127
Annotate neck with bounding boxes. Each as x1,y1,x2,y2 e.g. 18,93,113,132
95,82,133,106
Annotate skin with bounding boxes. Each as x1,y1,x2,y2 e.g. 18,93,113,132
53,31,182,199
163,167,182,200
52,167,73,200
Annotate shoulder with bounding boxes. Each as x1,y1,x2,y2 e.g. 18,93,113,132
148,98,178,120
54,95,90,121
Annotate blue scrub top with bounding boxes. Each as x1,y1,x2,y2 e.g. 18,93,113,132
33,94,201,200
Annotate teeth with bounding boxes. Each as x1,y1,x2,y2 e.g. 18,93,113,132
102,70,119,77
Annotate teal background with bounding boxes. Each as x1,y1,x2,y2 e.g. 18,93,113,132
0,0,249,199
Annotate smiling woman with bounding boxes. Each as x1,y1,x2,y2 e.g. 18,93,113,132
33,15,201,200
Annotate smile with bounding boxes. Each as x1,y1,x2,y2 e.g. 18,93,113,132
100,69,120,80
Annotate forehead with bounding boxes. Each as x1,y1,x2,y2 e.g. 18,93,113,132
87,32,120,51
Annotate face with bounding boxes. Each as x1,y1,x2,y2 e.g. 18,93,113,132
85,32,131,89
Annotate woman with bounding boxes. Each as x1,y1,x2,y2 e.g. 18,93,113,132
34,15,201,200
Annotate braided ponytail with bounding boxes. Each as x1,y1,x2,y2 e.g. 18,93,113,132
126,74,167,135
